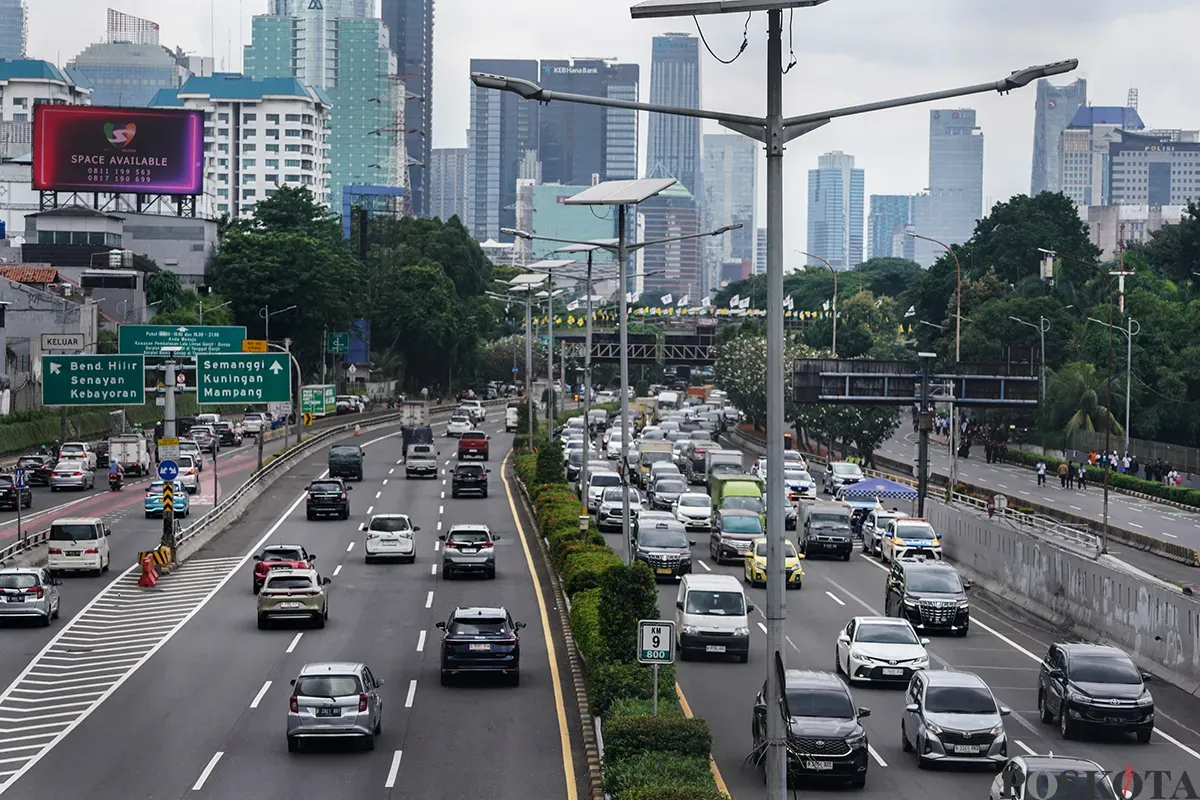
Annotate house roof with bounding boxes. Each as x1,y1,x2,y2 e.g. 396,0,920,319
0,267,60,284
1068,106,1144,130
0,59,70,84
26,206,125,221
152,74,326,107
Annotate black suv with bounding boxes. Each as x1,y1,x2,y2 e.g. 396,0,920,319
884,558,971,636
451,463,489,498
753,670,870,788
305,478,352,520
633,520,693,580
1037,642,1154,742
0,475,31,510
15,455,53,487
437,606,526,686
214,421,242,447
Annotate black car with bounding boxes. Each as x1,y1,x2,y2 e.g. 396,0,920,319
0,475,31,510
1037,642,1154,742
633,520,693,580
93,441,110,469
15,455,53,487
214,421,242,447
648,478,687,511
305,479,352,520
451,463,489,498
709,509,764,564
753,670,870,788
437,605,526,686
884,558,971,636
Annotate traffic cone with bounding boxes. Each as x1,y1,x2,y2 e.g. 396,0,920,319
354,424,361,436
138,553,158,588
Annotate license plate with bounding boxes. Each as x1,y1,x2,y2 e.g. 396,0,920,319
316,707,339,717
656,568,674,575
1106,717,1124,725
953,745,980,754
470,643,491,651
6,594,22,603
802,760,833,771
461,548,477,555
881,668,904,676
66,551,80,557
705,645,726,653
281,602,301,609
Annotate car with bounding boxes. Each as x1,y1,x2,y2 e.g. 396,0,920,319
675,573,752,662
674,492,712,531
880,517,943,563
823,461,864,494
0,567,61,626
49,460,94,491
584,469,622,511
648,477,687,511
597,486,641,532
15,455,54,486
459,400,486,423
752,670,870,788
58,442,97,470
710,509,764,563
46,517,110,576
783,468,817,501
176,454,200,494
144,479,190,518
179,439,203,471
835,616,930,685
190,425,220,454
885,558,971,636
637,511,675,527
437,606,526,685
306,478,352,520
1037,642,1154,742
783,449,808,470
252,544,316,593
440,525,497,578
286,662,384,752
242,413,269,436
989,755,1125,800
451,463,489,498
744,536,804,589
751,456,768,478
446,413,472,437
902,669,1010,769
0,474,32,510
257,568,330,629
458,430,490,460
365,514,419,563
214,420,243,447
861,508,902,556
633,520,693,580
767,493,798,530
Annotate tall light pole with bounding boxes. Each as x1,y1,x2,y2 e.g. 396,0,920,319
120,300,161,322
907,231,962,363
477,30,1075,794
1088,316,1139,456
259,304,297,343
199,299,232,324
798,251,837,356
1009,316,1051,401
505,273,550,438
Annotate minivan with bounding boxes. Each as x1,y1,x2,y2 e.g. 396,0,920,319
505,401,520,433
674,573,753,663
47,517,111,576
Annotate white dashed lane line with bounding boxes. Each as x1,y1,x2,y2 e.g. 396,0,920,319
384,751,403,789
825,591,846,606
756,622,768,634
697,560,712,572
867,745,888,768
404,680,417,708
366,506,374,515
346,542,355,552
249,681,271,710
333,565,343,577
416,631,426,652
285,633,303,654
375,491,382,499
425,591,434,609
191,752,224,791
430,564,437,575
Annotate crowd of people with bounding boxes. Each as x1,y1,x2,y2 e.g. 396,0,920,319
1034,449,1186,490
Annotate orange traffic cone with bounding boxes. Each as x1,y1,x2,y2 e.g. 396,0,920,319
138,553,158,588
354,424,361,436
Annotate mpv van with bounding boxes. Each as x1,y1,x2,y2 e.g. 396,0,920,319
674,573,753,663
47,517,111,576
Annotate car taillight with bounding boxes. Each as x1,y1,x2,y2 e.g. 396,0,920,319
48,548,62,555
340,492,347,500
289,696,299,713
73,472,83,477
84,548,99,555
358,693,369,712
26,587,43,599
494,638,518,645
306,492,314,501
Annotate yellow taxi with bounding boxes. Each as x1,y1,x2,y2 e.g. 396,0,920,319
744,536,804,589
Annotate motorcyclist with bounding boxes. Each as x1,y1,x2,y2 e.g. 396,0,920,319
108,459,123,487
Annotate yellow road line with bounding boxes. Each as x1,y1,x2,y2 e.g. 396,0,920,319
500,451,578,800
676,682,732,796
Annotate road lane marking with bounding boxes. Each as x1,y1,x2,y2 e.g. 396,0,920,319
430,564,437,575
1015,740,1036,756
366,506,374,515
434,540,440,550
404,679,417,708
384,750,403,788
425,591,434,609
441,491,445,499
442,479,447,485
1165,532,1179,538
359,523,366,531
375,491,382,499
191,752,223,791
285,633,303,654
439,505,444,514
436,521,442,531
867,744,888,767
1069,505,1082,511
697,560,712,572
1020,490,1030,495
675,684,730,796
389,469,394,475
998,484,1008,489
250,681,271,709
1129,522,1144,528
825,591,845,606
333,565,343,577
416,631,426,652
382,479,388,486
347,542,355,552
756,622,767,634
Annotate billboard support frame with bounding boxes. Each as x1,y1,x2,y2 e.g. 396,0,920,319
38,190,196,218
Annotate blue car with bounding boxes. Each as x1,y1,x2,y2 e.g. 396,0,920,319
145,479,190,519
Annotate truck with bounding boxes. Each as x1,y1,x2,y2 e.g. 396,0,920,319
405,443,439,479
328,444,365,481
704,449,744,489
636,441,674,488
400,401,434,462
709,473,765,519
109,434,151,477
458,429,490,461
797,500,855,560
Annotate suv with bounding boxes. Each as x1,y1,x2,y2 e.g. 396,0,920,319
989,755,1124,800
709,509,763,564
752,670,870,788
306,478,352,520
861,508,901,556
1037,642,1154,742
437,606,526,686
451,463,489,498
633,520,693,580
440,525,497,578
459,400,486,423
902,670,1010,769
880,517,942,563
190,425,220,454
214,420,243,447
0,567,61,626
256,568,331,629
0,474,32,510
822,461,863,495
286,662,384,752
884,558,971,636
251,544,315,594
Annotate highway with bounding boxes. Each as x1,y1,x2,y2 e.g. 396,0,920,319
0,414,582,799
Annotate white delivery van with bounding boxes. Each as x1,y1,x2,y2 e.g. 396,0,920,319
505,400,520,433
47,517,111,576
674,573,753,663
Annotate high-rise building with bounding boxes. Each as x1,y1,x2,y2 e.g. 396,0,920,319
430,147,468,222
640,183,702,299
646,34,700,197
867,195,912,260
912,109,983,266
806,151,864,271
1030,78,1086,197
151,75,332,219
530,184,617,264
0,0,25,61
1060,105,1145,207
538,59,639,185
381,0,433,218
701,133,756,293
244,9,403,214
466,58,539,242
1108,131,1200,206
0,60,91,161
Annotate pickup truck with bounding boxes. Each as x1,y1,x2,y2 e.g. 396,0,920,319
405,444,439,479
458,430,490,461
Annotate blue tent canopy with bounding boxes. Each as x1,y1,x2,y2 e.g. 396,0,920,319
840,477,918,502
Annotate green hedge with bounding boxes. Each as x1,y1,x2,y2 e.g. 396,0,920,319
604,751,716,798
589,662,677,717
563,549,624,597
603,716,713,764
1006,449,1200,509
570,588,603,665
606,697,683,719
619,788,727,800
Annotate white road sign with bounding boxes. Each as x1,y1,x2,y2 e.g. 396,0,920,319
40,333,85,352
637,619,675,664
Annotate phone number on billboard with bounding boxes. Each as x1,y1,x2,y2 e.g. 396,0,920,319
85,169,156,184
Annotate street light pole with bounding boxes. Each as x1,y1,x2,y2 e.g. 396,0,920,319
799,251,837,356
1088,316,1139,456
199,299,232,325
907,231,961,363
1009,316,1051,401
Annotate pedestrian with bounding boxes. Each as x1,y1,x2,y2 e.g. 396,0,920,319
1066,461,1075,489
1122,453,1131,474
1089,450,1097,466
1057,461,1069,489
1036,459,1047,486
1077,464,1087,490
1130,456,1139,477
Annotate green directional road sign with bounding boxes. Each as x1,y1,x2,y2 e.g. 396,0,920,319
42,355,145,407
301,384,336,415
327,331,350,355
120,325,248,357
196,353,290,405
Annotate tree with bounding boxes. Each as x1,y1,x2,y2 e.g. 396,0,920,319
714,332,814,429
1044,361,1124,442
367,262,461,388
476,335,545,383
364,215,492,299
145,270,185,315
967,192,1099,288
251,185,341,241
150,290,235,327
1137,202,1200,285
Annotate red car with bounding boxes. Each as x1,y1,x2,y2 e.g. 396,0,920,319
252,544,316,593
458,430,490,461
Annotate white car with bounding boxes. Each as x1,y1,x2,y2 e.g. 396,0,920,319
783,468,817,500
446,414,472,437
861,509,901,556
673,493,712,530
597,486,642,532
836,616,930,685
880,518,943,563
364,514,419,563
823,461,864,494
242,413,268,435
783,449,808,471
460,400,486,423
751,456,767,478
988,756,1122,800
176,454,200,494
586,471,623,512
179,439,202,471
58,442,96,470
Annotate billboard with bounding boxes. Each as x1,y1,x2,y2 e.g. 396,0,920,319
32,105,204,195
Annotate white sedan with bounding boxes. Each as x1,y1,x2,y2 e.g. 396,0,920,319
597,486,642,532
835,616,930,685
365,514,419,563
673,493,713,530
460,401,486,422
446,414,472,437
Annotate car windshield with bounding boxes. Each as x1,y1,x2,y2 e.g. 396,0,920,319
832,463,862,476
49,524,99,541
177,456,195,468
330,446,359,456
685,590,746,616
679,495,710,508
370,517,412,532
641,452,673,465
656,481,686,494
723,515,763,534
60,445,84,454
264,548,305,562
724,496,763,513
567,452,584,465
785,471,811,483
294,675,361,698
450,617,509,636
265,576,315,590
639,527,688,548
786,688,854,719
907,571,963,593
448,530,491,545
641,431,665,440
310,482,342,493
0,573,38,589
873,515,899,528
456,465,485,475
754,541,797,558
711,463,741,475
17,457,42,467
925,685,996,714
464,431,486,439
896,523,936,540
1071,656,1143,684
55,461,84,472
811,513,849,528
603,488,629,502
451,415,469,422
856,623,919,644
592,474,621,488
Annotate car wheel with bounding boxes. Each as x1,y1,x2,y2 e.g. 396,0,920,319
1136,726,1153,743
287,736,300,753
848,775,866,789
440,671,451,686
257,614,269,630
39,612,50,627
955,623,969,637
738,652,748,664
365,555,374,564
1059,705,1074,739
253,582,261,594
451,491,459,499
486,568,496,580
374,716,382,735
901,721,912,752
363,734,376,751
1037,690,1054,723
145,512,153,519
314,613,326,629
102,556,110,573
306,511,314,521
481,489,488,498
508,671,520,687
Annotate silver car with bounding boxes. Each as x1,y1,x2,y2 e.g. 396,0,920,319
286,662,384,752
179,439,203,471
190,426,219,454
49,460,94,491
440,524,497,579
0,568,61,626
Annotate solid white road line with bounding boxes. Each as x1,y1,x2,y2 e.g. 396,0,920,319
697,560,712,572
866,744,888,767
404,680,417,708
416,631,426,652
425,591,434,609
333,565,343,577
346,542,355,552
285,633,303,654
1014,740,1036,756
191,752,223,791
249,681,271,709
384,750,403,789
825,591,846,606
756,622,768,635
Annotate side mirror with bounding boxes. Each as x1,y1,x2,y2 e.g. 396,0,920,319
492,535,502,541
838,633,849,643
290,678,297,686
515,621,527,630
104,528,111,537
753,703,767,715
253,554,264,562
675,600,683,610
322,577,332,586
1048,668,1065,680
308,555,317,562
52,578,63,586
688,540,696,547
920,638,931,646
962,579,973,590
438,534,446,541
346,485,353,490
1000,706,1011,716
376,679,385,687
746,602,755,612
857,707,871,719
905,703,919,713
435,621,446,630
413,526,421,532
1141,672,1153,682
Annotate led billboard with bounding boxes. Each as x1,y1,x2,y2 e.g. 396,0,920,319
32,105,204,195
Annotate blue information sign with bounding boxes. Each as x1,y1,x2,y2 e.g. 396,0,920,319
512,366,519,374
13,469,26,489
157,460,179,482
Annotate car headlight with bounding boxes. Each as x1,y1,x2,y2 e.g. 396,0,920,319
1067,690,1089,704
843,730,867,748
849,649,865,661
681,625,698,636
1137,694,1154,706
924,720,943,736
914,655,930,665
958,599,970,608
903,598,919,607
989,724,1005,736
733,627,750,637
893,538,907,547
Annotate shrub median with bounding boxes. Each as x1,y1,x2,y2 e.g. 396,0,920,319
1004,449,1200,509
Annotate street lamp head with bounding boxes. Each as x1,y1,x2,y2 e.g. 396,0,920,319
1037,247,1057,256
997,59,1080,91
500,227,534,240
1008,316,1025,324
711,223,743,236
470,73,545,101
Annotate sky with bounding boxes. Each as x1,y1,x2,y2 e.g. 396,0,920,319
25,0,1200,268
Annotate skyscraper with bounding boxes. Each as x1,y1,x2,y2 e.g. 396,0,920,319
466,58,539,242
430,147,468,222
640,182,702,299
913,109,983,266
69,10,204,108
867,195,912,261
806,151,864,271
645,34,700,196
1060,105,1145,207
1030,78,1086,197
538,59,639,185
701,133,757,293
0,0,25,61
381,0,433,217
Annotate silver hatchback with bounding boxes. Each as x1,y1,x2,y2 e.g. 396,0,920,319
287,662,384,752
49,460,94,491
0,568,61,626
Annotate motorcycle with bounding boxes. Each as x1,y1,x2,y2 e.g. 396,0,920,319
108,473,123,492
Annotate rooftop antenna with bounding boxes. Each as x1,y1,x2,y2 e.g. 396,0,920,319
1127,87,1138,111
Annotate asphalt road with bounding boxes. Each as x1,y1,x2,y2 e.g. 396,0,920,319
0,414,584,799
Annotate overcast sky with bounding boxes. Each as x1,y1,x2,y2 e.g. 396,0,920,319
27,1,1200,266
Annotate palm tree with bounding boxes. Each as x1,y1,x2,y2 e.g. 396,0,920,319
1045,361,1125,441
